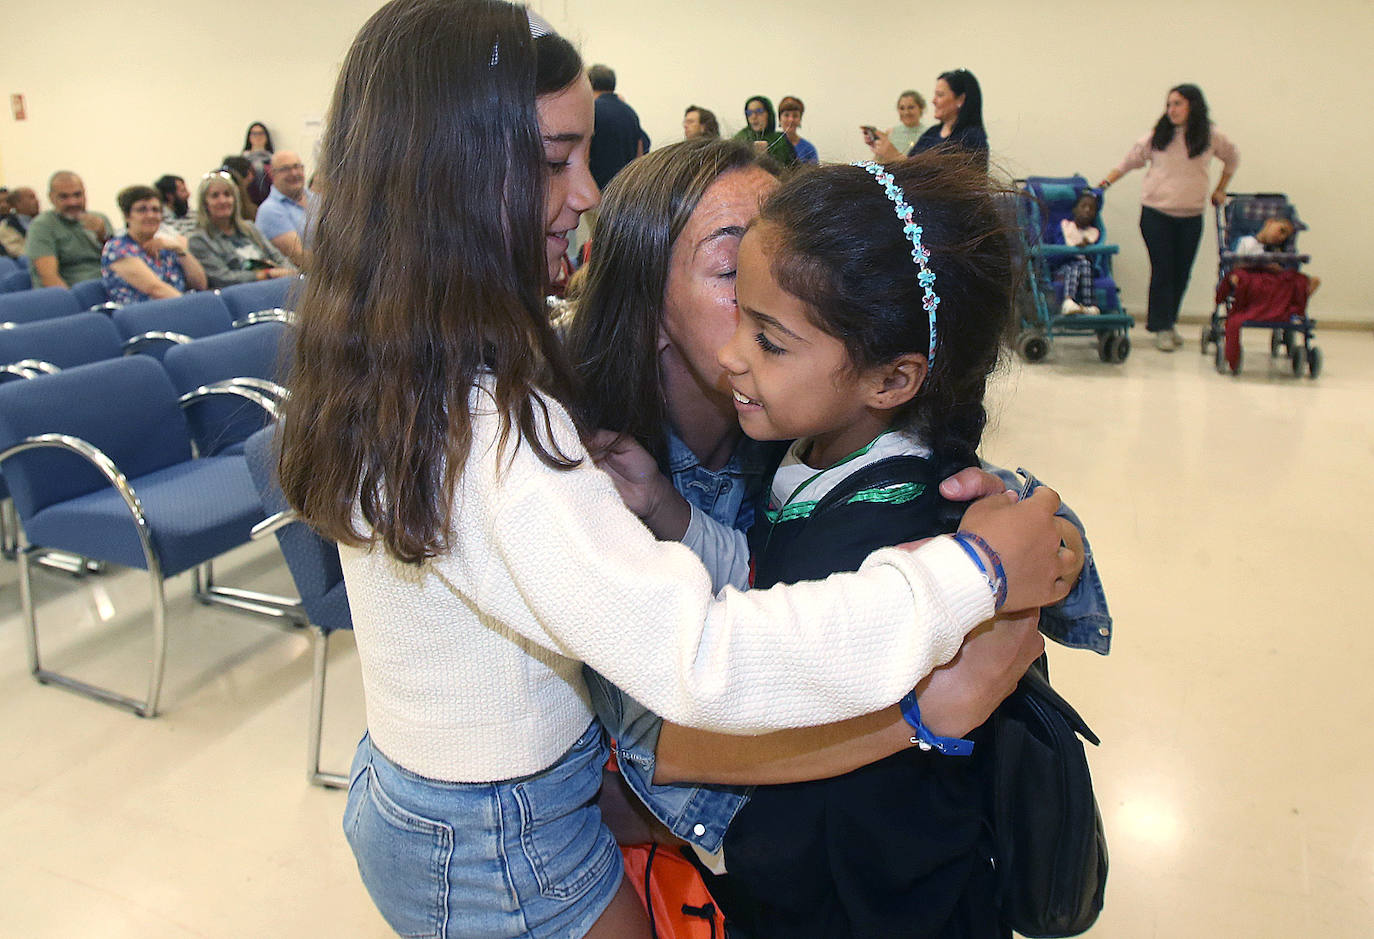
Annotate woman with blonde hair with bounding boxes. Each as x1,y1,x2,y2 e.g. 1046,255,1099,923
187,171,296,288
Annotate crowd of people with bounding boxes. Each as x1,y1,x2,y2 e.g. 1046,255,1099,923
0,125,313,299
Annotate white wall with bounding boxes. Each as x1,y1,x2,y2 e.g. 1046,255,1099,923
3,0,1370,320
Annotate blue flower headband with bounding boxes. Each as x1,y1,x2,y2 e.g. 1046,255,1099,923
852,160,940,367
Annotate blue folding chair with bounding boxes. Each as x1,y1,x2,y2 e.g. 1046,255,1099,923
0,356,302,716
217,277,301,325
0,286,81,325
245,424,353,787
0,268,30,293
69,278,116,312
112,292,235,358
162,322,290,457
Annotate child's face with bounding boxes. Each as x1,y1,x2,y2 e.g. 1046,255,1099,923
718,227,895,468
1257,217,1294,246
1072,195,1098,228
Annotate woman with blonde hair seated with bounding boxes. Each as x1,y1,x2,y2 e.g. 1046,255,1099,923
188,171,296,289
100,184,208,304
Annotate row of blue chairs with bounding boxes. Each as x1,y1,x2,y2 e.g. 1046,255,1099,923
0,298,350,786
0,276,298,334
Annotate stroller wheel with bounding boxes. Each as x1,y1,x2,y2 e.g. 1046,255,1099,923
1270,331,1283,357
1097,333,1113,362
1111,333,1130,363
1017,330,1049,363
1307,346,1322,379
1200,324,1212,354
1289,344,1303,377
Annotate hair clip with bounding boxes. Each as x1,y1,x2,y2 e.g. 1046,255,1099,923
492,10,555,66
852,160,940,366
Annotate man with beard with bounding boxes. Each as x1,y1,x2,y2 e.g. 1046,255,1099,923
154,174,197,236
26,171,114,288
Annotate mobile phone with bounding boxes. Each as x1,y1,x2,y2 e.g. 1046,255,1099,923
861,125,879,144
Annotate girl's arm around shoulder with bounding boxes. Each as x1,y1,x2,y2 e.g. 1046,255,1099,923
461,397,995,734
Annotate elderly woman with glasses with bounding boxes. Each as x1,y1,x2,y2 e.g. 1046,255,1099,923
187,171,297,289
100,184,208,304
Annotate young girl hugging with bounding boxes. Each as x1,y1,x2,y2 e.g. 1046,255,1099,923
278,2,1073,938
1057,189,1102,315
638,152,1032,937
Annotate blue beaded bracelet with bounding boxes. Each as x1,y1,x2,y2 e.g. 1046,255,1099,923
899,690,975,756
951,531,1008,610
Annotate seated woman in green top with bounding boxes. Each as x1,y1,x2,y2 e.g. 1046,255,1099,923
187,171,297,289
732,95,796,166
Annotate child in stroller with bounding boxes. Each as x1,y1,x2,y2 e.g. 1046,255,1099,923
1211,201,1320,375
1057,190,1103,315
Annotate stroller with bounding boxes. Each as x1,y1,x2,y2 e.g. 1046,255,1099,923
1202,192,1319,377
1014,175,1134,363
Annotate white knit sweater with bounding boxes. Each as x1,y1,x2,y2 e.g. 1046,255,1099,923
341,387,993,782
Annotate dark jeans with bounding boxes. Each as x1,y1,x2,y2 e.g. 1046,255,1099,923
1139,206,1204,333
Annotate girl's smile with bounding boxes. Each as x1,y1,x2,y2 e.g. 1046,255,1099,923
719,225,906,469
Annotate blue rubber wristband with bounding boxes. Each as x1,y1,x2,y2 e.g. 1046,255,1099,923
899,690,975,756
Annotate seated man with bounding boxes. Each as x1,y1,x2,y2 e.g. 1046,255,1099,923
0,186,39,258
253,149,315,269
154,174,197,237
25,171,115,288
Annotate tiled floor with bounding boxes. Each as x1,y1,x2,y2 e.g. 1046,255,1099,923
1,327,1371,937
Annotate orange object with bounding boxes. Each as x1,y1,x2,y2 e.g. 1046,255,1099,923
620,842,727,939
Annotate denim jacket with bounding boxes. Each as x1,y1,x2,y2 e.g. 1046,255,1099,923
586,444,1113,852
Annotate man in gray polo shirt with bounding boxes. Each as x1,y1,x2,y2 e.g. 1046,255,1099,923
25,171,115,288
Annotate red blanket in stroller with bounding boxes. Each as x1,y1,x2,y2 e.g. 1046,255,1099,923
1215,268,1310,370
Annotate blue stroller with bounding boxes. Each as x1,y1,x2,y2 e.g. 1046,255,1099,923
1201,192,1319,377
1015,175,1134,363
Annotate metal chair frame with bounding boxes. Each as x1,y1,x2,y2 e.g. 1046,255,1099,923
252,508,348,788
0,388,303,718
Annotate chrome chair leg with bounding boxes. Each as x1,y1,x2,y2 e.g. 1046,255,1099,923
308,626,348,789
21,542,168,718
195,559,306,625
0,498,16,559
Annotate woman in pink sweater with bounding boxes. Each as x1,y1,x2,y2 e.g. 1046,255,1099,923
1099,84,1239,351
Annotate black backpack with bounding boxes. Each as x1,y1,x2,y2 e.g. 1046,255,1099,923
988,657,1108,937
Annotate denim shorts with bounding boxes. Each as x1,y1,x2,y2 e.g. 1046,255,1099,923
343,721,623,938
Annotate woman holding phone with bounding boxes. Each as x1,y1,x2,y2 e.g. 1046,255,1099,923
864,69,989,173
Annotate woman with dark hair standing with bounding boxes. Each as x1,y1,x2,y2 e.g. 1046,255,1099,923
241,121,275,206
866,69,988,173
278,2,1073,936
1098,84,1239,351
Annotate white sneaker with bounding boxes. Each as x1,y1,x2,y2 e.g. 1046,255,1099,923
1060,298,1082,315
1170,328,1183,351
1154,332,1175,352
1082,305,1101,316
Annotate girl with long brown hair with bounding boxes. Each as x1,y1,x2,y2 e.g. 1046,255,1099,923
278,1,1073,935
